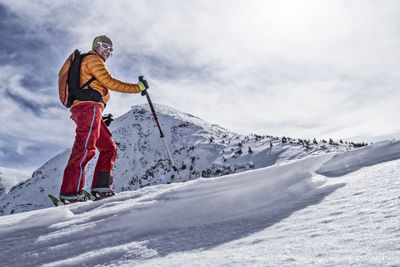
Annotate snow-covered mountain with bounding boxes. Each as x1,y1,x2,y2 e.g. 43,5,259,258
0,167,30,196
0,140,399,266
0,104,354,215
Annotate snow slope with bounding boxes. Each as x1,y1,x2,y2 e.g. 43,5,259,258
0,140,399,266
0,104,352,215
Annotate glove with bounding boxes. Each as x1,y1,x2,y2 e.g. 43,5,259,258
138,76,149,96
102,113,113,126
138,81,147,92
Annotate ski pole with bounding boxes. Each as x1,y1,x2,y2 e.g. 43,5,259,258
139,76,178,172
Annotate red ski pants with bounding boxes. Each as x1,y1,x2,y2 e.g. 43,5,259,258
60,102,117,195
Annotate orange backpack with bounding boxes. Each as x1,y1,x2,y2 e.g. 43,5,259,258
58,50,98,108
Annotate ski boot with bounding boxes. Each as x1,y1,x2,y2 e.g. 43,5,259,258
59,191,89,205
91,186,116,201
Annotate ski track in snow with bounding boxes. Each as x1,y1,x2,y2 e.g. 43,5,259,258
0,141,399,266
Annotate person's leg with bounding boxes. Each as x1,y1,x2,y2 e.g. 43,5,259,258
60,103,102,198
91,119,117,198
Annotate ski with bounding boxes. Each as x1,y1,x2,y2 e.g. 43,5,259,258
48,194,64,207
48,190,95,206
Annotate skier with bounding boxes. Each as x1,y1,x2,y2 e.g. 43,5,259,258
59,35,147,204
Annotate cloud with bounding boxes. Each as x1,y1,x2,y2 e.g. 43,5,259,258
0,64,75,169
0,132,66,171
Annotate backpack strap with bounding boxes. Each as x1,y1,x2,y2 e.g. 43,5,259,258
76,53,107,107
79,53,96,90
80,76,96,90
75,76,107,108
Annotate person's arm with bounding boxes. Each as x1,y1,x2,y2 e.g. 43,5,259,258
87,55,141,93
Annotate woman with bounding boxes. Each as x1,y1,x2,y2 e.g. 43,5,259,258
59,35,147,204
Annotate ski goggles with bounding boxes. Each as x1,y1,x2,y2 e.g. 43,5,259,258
97,42,114,52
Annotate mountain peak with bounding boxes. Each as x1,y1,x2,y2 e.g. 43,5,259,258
112,104,228,135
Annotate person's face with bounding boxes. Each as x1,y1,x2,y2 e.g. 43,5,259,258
96,42,113,61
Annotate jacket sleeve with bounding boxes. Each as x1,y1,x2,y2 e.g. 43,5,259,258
86,55,141,94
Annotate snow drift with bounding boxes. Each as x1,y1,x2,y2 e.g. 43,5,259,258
317,140,400,177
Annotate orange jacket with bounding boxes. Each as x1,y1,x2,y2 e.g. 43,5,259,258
71,50,141,109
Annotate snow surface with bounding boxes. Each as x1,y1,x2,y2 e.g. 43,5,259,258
0,140,399,266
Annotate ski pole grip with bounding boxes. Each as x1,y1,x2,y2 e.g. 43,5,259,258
139,76,149,89
139,76,149,96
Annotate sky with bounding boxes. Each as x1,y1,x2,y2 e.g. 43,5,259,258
1,0,400,170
